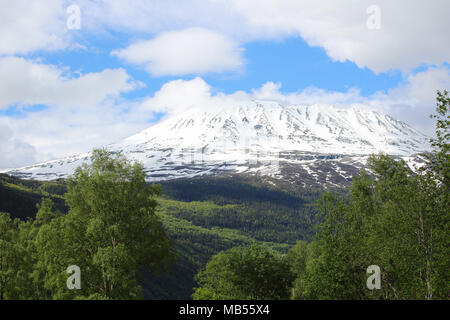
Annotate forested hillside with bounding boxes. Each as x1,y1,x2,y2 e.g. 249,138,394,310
0,175,67,220
0,172,319,299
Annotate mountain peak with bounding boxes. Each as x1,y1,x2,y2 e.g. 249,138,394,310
121,101,428,154
4,101,430,183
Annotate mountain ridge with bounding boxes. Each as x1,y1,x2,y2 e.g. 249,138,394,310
3,100,430,187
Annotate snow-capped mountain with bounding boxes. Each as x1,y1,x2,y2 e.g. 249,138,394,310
4,101,430,188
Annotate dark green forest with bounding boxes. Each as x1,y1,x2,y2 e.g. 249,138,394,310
0,91,448,300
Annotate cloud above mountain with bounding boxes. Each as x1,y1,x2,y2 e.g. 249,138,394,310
227,0,450,73
113,28,244,76
0,0,68,55
0,57,138,109
0,123,37,169
0,57,147,169
80,0,450,73
139,67,450,136
1,68,448,170
2,0,449,73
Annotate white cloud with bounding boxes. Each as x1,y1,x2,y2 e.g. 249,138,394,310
77,0,251,40
0,0,69,55
250,68,450,136
250,82,366,106
0,123,37,170
0,96,156,171
79,0,450,74
374,67,450,135
113,28,244,76
139,77,213,115
0,57,138,109
227,0,450,73
0,1,448,73
140,68,450,137
139,78,370,116
0,101,150,164
0,58,146,170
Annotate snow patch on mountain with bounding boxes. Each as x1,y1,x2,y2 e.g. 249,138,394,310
3,101,430,185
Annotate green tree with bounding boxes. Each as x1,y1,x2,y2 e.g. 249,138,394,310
0,212,17,300
0,212,32,300
35,149,174,299
298,155,448,300
193,244,293,300
287,241,309,279
299,177,375,300
426,89,450,187
365,91,449,299
287,240,310,299
35,197,61,226
295,91,449,300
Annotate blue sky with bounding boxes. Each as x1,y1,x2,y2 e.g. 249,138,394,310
0,0,449,169
26,34,404,101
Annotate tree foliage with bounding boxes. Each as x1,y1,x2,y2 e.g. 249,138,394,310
290,91,449,300
193,244,293,300
0,149,174,299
